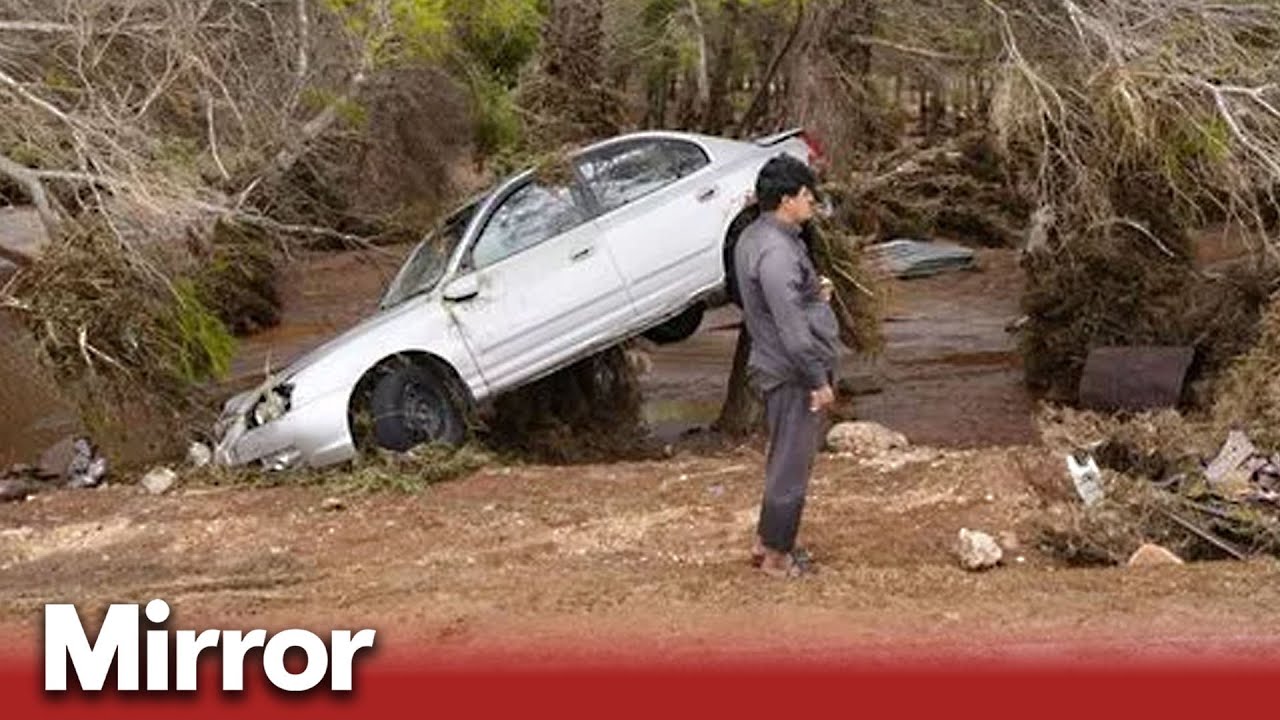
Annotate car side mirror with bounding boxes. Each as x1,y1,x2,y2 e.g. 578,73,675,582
442,274,479,302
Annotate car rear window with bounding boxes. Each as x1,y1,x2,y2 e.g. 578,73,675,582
578,138,710,213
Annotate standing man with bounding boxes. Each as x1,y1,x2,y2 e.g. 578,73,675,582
734,154,839,579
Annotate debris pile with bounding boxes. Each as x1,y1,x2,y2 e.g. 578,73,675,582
1035,408,1280,565
1019,233,1278,405
836,132,1030,248
481,345,654,464
1211,295,1280,450
0,435,108,502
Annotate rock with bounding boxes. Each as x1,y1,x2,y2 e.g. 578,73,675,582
140,467,177,495
1127,543,1184,567
322,496,346,512
187,442,213,468
956,528,1003,571
36,436,77,479
998,530,1021,552
826,422,909,455
0,478,38,503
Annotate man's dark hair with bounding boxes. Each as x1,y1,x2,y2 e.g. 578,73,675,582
755,154,817,212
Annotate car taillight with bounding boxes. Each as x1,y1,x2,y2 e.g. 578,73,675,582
799,130,826,168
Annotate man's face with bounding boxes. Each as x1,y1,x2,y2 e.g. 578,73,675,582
780,186,817,224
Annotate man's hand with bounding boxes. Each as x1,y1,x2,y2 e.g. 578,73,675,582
809,385,835,413
818,275,834,303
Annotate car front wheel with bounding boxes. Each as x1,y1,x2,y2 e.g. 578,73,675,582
369,365,466,451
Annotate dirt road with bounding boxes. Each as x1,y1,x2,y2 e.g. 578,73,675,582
4,247,1279,659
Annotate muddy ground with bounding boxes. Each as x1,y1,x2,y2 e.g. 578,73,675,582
4,245,1280,659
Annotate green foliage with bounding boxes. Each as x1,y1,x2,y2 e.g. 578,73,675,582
468,70,524,157
196,443,493,492
169,279,237,385
448,0,543,83
325,0,453,64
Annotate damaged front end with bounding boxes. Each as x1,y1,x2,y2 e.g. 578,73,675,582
213,374,354,472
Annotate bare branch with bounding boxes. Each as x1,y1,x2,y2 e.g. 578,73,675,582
0,152,62,251
847,34,980,63
296,0,310,84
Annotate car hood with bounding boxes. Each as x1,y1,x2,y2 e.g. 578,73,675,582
224,293,437,416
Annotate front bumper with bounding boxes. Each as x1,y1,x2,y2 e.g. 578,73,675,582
213,387,357,471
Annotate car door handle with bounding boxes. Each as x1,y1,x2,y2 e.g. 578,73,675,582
570,246,594,262
696,186,719,202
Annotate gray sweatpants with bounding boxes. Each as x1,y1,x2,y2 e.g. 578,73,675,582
757,382,824,553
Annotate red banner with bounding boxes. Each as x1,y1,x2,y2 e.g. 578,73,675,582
9,645,1280,719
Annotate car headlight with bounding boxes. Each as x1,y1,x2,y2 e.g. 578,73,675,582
249,384,293,428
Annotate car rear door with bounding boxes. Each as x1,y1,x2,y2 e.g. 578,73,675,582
443,175,633,392
576,137,727,323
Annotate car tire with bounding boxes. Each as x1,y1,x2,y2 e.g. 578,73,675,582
369,364,466,451
642,303,705,345
723,204,761,307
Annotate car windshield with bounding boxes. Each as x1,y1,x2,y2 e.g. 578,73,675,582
379,199,482,309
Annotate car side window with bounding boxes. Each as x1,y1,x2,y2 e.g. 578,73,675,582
470,180,587,269
578,139,709,213
663,139,711,177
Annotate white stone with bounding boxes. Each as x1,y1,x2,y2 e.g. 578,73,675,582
1127,543,1184,567
187,442,213,468
826,422,909,455
140,467,177,495
957,528,1003,571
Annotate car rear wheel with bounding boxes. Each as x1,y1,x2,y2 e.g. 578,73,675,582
369,364,466,451
642,302,705,345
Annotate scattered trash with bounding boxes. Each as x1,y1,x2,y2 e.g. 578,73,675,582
956,528,1003,571
140,467,177,495
826,421,909,455
1077,346,1194,413
66,438,108,489
1127,543,1185,567
1158,508,1248,560
1205,430,1257,486
187,442,213,468
1066,452,1105,506
322,497,346,512
864,238,976,279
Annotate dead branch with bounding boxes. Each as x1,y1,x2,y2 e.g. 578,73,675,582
847,34,980,63
0,152,62,248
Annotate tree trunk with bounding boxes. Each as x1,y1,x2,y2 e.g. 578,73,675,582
715,328,763,436
702,0,740,133
736,0,806,136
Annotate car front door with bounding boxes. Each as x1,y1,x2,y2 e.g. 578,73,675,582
443,176,633,392
577,138,725,323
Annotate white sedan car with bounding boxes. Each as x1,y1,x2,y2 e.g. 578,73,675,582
213,128,822,470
